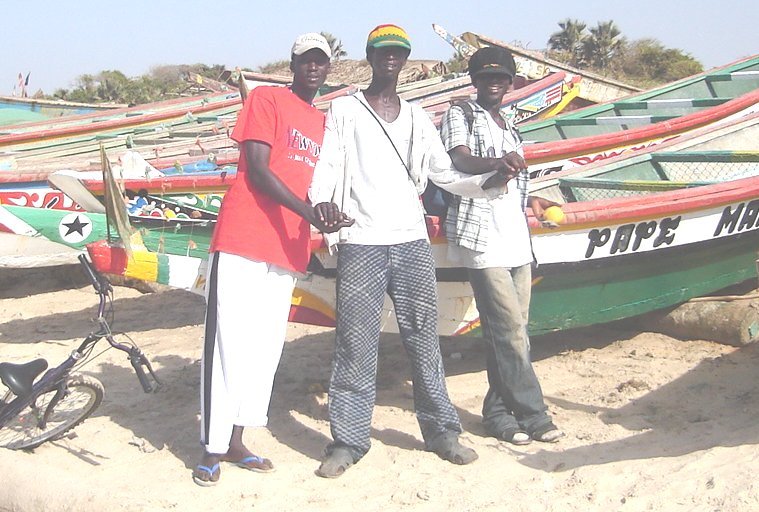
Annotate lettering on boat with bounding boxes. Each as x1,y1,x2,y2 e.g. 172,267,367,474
585,216,681,258
714,199,759,236
568,137,677,168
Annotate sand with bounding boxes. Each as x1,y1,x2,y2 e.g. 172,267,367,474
1,265,757,512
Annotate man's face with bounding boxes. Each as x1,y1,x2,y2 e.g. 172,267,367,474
367,46,410,79
290,49,331,92
472,73,513,105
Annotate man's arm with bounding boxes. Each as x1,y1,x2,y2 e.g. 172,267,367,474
308,108,341,206
426,137,507,198
449,145,526,178
245,141,350,232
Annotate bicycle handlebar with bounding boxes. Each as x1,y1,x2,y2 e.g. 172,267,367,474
77,255,160,393
78,254,111,294
128,350,161,393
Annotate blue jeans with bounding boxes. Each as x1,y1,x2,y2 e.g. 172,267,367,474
468,263,552,435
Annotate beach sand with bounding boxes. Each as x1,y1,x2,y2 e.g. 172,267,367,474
1,265,757,512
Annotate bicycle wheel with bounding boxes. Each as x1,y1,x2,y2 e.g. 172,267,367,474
0,374,104,450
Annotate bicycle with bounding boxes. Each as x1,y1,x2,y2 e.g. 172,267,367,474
0,254,161,450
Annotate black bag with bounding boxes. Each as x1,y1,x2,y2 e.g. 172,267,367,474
422,101,475,217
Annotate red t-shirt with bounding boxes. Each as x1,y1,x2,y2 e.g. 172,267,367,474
210,86,325,273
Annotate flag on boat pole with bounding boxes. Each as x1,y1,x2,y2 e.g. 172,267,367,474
100,144,134,260
236,67,250,102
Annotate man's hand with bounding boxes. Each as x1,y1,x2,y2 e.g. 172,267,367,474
312,202,354,233
529,196,562,228
481,173,509,190
495,151,527,179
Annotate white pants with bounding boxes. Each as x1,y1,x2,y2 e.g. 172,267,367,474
200,251,296,454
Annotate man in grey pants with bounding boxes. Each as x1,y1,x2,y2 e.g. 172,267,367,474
439,46,564,445
309,24,504,478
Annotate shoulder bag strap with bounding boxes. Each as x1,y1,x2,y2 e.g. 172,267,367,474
354,95,414,181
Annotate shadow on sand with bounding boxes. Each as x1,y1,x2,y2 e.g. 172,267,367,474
6,274,758,474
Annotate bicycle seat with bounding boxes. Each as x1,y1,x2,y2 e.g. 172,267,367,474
0,359,48,398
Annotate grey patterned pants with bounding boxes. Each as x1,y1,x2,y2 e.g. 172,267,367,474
327,239,462,460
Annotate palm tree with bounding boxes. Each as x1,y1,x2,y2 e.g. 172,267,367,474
583,20,624,71
547,18,587,66
320,32,347,62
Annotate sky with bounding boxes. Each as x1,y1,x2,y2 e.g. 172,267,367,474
2,0,757,95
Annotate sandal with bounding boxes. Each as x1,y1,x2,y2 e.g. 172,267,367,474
316,447,354,479
499,428,532,446
192,463,220,487
530,422,565,443
231,454,275,473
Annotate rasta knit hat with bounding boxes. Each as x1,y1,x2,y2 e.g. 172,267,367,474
366,24,411,51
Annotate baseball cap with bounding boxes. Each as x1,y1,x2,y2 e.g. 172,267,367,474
366,24,411,51
291,33,332,59
468,46,516,79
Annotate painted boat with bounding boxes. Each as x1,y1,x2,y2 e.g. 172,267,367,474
529,110,759,201
469,30,759,107
432,23,640,104
522,87,759,179
53,54,759,212
83,154,759,336
0,148,236,213
39,72,571,214
433,25,759,176
0,95,124,126
519,54,759,139
79,109,759,336
499,50,759,177
0,91,239,140
0,204,215,267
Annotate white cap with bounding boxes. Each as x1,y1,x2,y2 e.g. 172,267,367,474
291,33,332,58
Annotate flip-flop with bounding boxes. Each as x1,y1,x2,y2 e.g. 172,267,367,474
192,463,220,487
231,455,275,473
500,428,532,446
530,422,566,443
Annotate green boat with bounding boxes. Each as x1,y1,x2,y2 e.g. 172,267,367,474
0,204,214,265
81,126,759,337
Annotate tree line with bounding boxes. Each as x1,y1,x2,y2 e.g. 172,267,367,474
544,19,702,87
51,64,227,105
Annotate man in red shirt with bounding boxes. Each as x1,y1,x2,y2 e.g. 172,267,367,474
192,33,351,487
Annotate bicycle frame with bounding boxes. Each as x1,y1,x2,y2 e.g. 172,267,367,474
0,255,160,431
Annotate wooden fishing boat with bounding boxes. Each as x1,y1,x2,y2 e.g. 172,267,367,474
0,95,124,126
82,154,759,336
54,85,759,220
519,53,759,138
522,87,759,179
516,51,759,178
433,25,759,175
0,90,239,139
432,23,640,105
39,72,572,214
80,109,759,336
70,54,759,202
0,203,214,267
